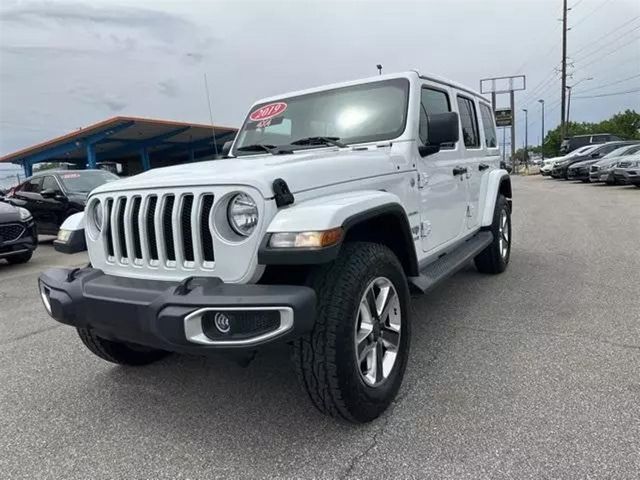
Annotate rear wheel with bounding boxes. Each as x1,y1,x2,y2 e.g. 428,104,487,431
293,242,410,423
474,194,511,274
6,251,32,264
77,328,169,366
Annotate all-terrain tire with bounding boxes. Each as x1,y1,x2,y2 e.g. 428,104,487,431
474,194,511,274
293,242,410,423
77,328,169,366
6,251,33,264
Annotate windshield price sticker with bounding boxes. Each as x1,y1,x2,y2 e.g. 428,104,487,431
62,173,81,179
249,102,287,122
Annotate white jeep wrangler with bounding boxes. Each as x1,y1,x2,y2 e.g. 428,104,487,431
39,71,512,423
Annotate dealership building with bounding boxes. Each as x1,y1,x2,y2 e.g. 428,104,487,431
0,116,238,178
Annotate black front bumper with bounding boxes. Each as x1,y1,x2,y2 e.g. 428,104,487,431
39,268,316,354
0,221,37,258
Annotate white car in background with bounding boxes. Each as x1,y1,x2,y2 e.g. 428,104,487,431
540,145,598,176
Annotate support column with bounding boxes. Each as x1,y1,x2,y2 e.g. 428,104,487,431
23,161,33,178
86,143,97,169
140,148,151,171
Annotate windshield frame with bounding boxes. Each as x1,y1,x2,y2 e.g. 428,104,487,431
232,78,411,157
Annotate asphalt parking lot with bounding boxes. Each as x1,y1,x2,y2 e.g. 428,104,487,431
1,176,639,480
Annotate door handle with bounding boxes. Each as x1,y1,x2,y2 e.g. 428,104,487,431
452,166,468,176
479,163,490,171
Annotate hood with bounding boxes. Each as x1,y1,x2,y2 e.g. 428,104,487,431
91,148,397,198
0,200,20,222
570,159,598,169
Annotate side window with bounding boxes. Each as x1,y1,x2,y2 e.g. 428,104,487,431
456,96,480,148
419,87,452,145
42,176,61,193
479,103,498,148
23,177,42,193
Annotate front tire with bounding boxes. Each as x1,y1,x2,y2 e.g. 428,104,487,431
474,194,511,274
77,328,169,366
293,242,410,423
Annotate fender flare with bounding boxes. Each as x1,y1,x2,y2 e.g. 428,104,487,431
259,190,418,273
480,170,512,227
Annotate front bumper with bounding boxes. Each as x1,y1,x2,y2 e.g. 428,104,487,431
0,220,37,259
567,168,589,180
38,268,316,353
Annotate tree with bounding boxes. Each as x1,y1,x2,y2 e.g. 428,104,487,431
540,110,640,157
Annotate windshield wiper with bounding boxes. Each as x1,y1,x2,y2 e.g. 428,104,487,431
236,144,292,155
289,136,347,148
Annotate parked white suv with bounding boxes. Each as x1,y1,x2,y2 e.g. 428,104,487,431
39,71,512,423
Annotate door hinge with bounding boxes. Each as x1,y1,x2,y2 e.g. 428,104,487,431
417,173,429,188
420,221,432,238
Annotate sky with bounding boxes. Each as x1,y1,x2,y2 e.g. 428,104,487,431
0,0,639,158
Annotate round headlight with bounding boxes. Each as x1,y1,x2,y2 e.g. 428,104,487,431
227,193,258,237
90,200,103,232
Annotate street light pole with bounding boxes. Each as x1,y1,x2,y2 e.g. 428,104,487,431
538,99,545,160
522,108,528,165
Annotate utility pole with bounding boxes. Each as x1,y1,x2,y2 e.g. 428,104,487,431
560,0,568,141
538,99,545,160
510,90,516,169
566,86,572,131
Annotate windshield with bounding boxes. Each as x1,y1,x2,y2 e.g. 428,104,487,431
603,144,640,158
233,78,410,156
59,170,119,193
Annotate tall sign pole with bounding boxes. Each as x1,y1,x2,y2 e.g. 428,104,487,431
481,75,526,172
560,0,568,140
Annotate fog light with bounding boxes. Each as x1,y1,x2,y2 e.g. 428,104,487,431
57,229,71,243
213,312,231,333
39,282,52,315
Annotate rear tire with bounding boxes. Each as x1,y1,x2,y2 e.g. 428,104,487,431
293,242,410,423
475,194,511,274
77,328,169,366
6,251,32,264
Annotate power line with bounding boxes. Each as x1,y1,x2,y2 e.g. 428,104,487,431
573,25,640,63
573,87,640,99
571,16,640,57
570,0,615,28
573,73,640,94
574,35,640,71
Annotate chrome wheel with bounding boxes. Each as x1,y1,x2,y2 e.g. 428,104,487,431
498,208,510,259
355,277,401,387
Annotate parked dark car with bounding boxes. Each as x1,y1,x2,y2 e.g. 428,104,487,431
560,133,623,154
612,155,640,187
0,201,37,264
589,144,640,183
568,142,640,182
4,170,119,235
551,141,637,179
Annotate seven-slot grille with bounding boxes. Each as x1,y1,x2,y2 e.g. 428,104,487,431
100,193,216,267
0,224,25,243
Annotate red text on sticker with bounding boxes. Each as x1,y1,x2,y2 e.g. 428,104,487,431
249,102,287,122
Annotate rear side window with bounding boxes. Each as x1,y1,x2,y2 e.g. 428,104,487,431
479,103,497,148
23,177,42,193
419,87,451,145
456,96,480,148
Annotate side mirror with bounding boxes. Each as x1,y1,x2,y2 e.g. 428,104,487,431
591,152,601,158
41,189,57,199
419,112,459,157
221,141,233,157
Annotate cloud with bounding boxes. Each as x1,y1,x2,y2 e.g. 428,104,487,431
0,2,195,43
158,79,180,98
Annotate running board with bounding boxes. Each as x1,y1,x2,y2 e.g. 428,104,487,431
408,231,493,293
